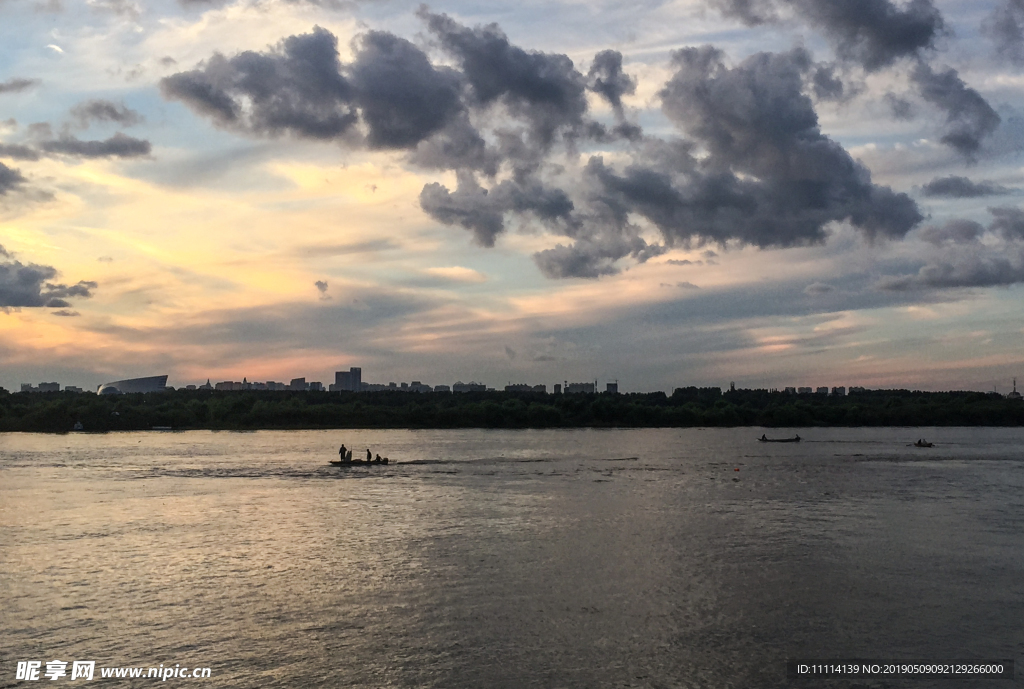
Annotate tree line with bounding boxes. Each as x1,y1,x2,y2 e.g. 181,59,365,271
0,386,1021,433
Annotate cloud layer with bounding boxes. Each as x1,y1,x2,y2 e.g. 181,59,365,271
0,246,98,309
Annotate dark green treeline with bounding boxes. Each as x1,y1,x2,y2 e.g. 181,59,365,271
1,387,1022,433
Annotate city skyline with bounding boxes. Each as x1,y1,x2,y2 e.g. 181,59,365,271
2,0,1024,393
13,367,1023,396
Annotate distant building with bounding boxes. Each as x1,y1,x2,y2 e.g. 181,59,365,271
565,382,595,394
289,378,308,391
332,367,362,392
433,384,451,393
309,382,324,392
1008,378,1021,400
606,382,618,394
358,382,389,392
831,386,846,396
849,386,867,394
816,387,829,395
784,387,796,394
729,381,736,392
505,384,546,393
797,387,812,394
199,379,213,390
97,375,168,395
408,381,433,393
553,383,562,394
21,382,61,393
64,386,84,393
453,381,486,393
185,385,197,390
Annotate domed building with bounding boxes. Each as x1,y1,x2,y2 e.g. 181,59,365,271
95,375,168,394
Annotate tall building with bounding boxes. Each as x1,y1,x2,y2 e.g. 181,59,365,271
565,382,595,394
606,382,618,394
332,367,362,392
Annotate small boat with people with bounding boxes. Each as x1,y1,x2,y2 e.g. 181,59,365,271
912,439,934,447
331,444,389,466
758,434,801,443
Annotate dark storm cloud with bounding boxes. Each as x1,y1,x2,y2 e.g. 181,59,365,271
811,63,845,100
587,50,636,117
534,234,663,279
0,78,39,94
40,132,151,158
419,8,588,148
984,0,1024,65
881,207,1024,290
161,25,467,151
348,31,464,149
406,113,497,173
0,143,40,161
0,248,97,308
0,162,27,194
921,175,1013,198
878,248,1024,290
637,47,922,247
988,206,1024,240
917,218,985,244
714,0,944,70
910,63,1000,158
884,92,915,120
70,99,144,128
162,16,927,281
161,27,357,140
420,171,575,247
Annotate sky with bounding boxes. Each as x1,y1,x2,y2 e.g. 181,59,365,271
1,0,1023,393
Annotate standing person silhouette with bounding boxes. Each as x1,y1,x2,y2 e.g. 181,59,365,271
366,448,372,462
339,444,347,461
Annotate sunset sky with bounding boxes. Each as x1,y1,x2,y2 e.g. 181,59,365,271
1,0,1023,392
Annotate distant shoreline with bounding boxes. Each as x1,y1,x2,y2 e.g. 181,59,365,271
2,387,1022,433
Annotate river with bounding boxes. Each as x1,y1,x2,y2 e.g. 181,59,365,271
2,427,1022,687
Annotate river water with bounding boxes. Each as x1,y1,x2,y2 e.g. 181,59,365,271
2,427,1023,687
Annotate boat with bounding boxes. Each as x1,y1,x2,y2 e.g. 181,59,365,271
757,435,801,443
913,440,934,448
330,458,389,466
